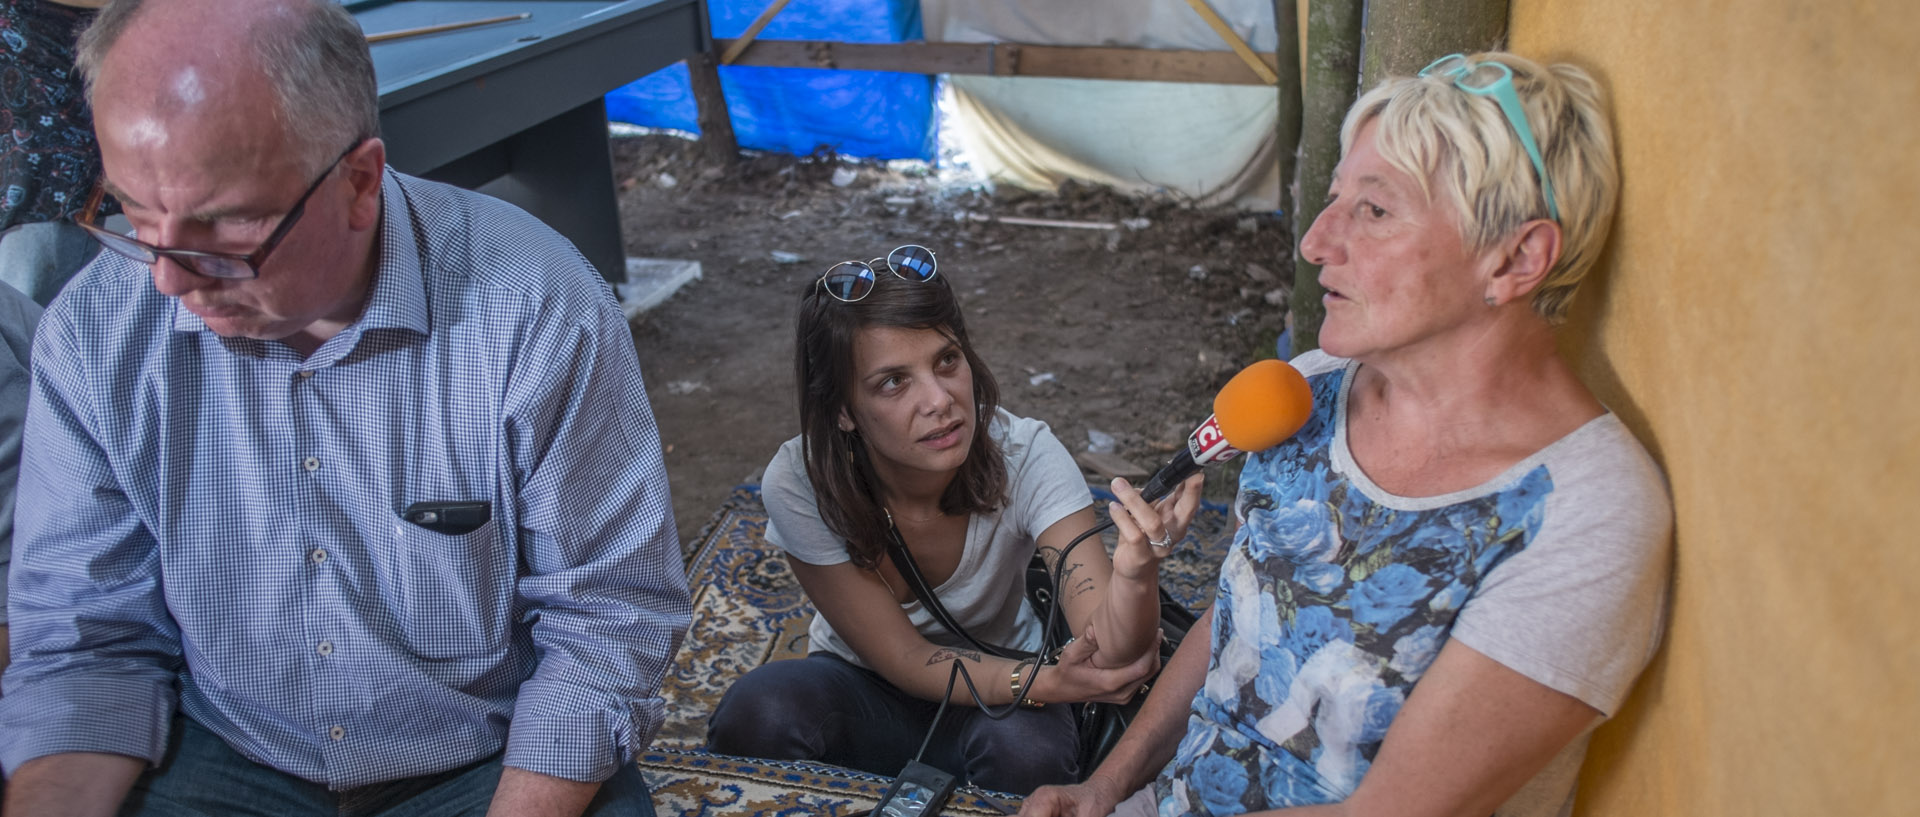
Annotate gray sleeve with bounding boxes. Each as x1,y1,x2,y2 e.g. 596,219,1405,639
1005,417,1094,540
1287,348,1347,377
1449,419,1674,716
761,438,853,567
0,286,43,625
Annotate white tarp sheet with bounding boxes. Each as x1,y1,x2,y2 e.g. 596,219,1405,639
923,1,1285,210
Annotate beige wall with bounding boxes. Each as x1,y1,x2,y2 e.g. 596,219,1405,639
1508,1,1920,814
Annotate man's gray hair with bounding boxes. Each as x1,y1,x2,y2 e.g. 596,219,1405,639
76,0,381,175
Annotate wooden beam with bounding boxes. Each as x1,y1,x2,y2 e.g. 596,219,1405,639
719,0,793,65
712,39,1281,86
1182,0,1280,84
1010,44,1279,86
718,40,992,74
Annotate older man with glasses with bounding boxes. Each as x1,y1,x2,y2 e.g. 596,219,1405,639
0,0,690,815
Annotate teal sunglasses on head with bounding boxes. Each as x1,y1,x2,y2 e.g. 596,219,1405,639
1419,53,1560,222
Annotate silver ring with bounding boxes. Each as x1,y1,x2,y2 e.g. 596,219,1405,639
1149,534,1174,549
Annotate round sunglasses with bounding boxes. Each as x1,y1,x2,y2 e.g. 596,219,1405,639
815,244,938,302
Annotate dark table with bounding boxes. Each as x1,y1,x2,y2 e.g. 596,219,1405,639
350,0,705,282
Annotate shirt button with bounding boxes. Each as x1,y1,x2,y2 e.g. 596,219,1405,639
329,725,345,741
310,548,327,564
303,457,320,472
297,370,314,379
317,640,333,657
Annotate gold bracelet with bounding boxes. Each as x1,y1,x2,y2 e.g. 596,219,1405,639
1010,658,1043,708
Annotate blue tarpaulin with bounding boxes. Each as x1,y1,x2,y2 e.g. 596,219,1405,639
604,0,935,161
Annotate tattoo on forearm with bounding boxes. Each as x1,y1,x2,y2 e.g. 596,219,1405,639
925,647,983,665
1037,545,1062,570
1061,560,1097,600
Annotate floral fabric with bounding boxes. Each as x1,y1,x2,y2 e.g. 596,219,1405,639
1,1,113,229
1154,364,1554,817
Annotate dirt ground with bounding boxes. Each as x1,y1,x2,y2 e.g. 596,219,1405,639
611,135,1294,546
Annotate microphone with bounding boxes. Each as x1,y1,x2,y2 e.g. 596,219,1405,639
1136,359,1314,503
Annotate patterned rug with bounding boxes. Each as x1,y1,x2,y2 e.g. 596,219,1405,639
640,747,1018,816
640,483,1234,814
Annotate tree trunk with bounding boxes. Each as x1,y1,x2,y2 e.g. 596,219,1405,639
1271,0,1303,209
1287,0,1363,357
1359,0,1509,89
687,51,740,165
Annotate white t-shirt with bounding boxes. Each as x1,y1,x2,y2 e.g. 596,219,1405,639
763,408,1094,669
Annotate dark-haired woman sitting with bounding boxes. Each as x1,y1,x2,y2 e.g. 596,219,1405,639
706,247,1204,794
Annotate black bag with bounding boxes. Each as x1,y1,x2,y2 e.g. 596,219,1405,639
1057,568,1194,773
884,520,1194,776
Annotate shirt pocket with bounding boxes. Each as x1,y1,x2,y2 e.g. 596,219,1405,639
381,514,513,660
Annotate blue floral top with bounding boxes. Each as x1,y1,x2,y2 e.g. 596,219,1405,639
1154,358,1558,816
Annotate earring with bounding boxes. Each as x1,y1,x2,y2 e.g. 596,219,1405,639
1484,296,1498,307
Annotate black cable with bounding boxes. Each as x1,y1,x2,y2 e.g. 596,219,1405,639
915,661,958,762
905,514,1118,765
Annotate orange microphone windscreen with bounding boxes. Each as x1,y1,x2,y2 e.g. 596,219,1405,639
1212,359,1313,452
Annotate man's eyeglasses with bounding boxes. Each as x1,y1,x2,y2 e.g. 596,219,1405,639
1419,54,1560,222
74,141,364,280
815,244,939,302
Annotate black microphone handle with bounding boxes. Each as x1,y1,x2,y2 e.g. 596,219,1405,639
1136,446,1201,504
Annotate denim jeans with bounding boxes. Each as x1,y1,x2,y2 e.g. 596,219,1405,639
117,716,656,817
707,652,1080,795
0,220,98,307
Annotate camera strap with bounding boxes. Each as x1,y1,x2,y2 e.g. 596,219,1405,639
883,518,1034,661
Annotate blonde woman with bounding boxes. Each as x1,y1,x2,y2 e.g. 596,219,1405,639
1022,52,1673,817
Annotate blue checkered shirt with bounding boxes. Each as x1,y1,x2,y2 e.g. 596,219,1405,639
0,170,690,787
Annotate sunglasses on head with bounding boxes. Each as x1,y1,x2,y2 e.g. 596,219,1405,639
1419,53,1560,223
815,244,939,302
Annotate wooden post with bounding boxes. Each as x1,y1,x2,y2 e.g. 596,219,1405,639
1270,0,1302,244
1287,0,1363,356
1359,0,1508,89
686,51,739,164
